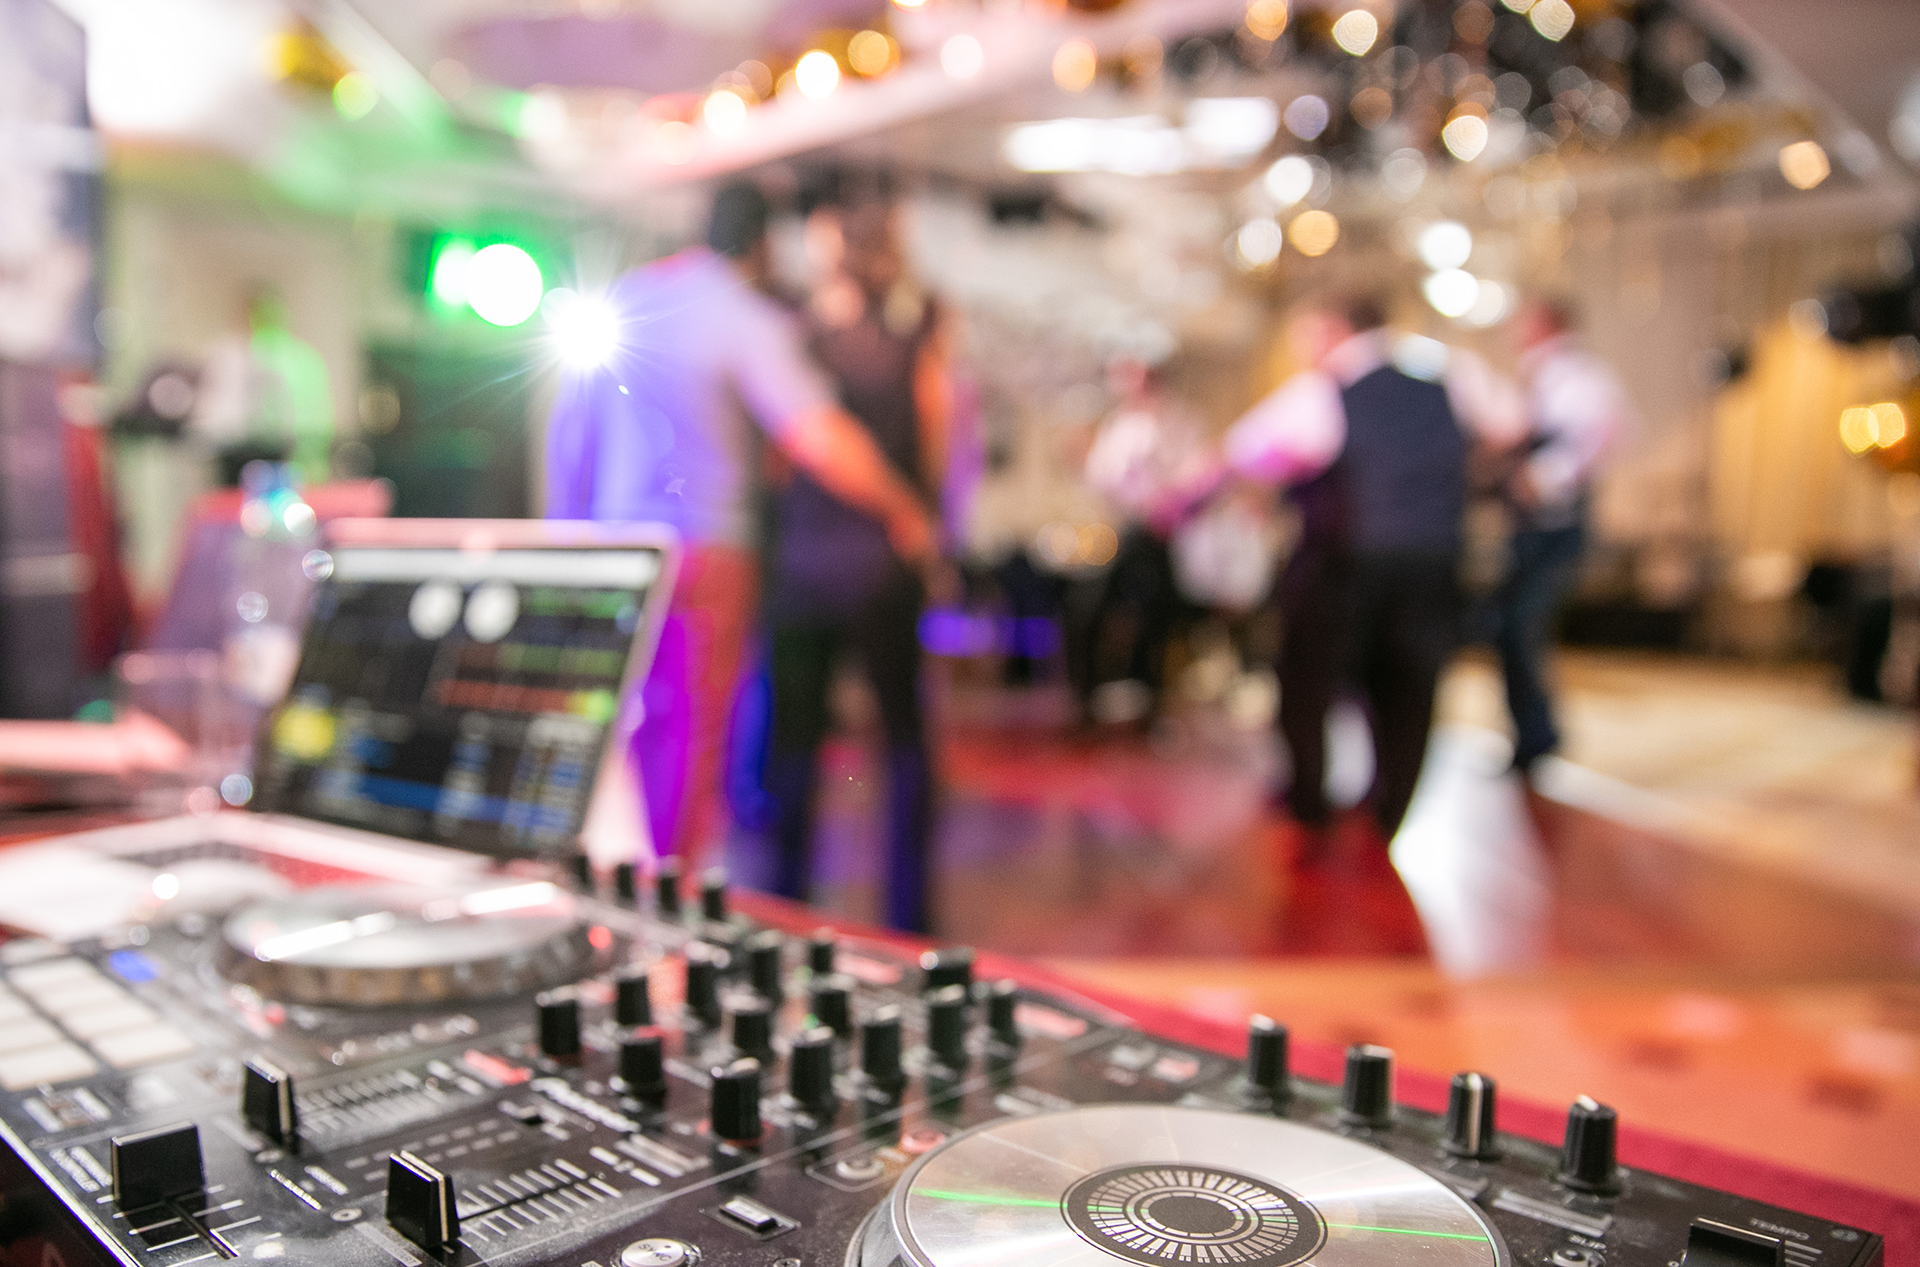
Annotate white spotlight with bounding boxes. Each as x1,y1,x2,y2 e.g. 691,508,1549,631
544,289,623,372
1417,221,1473,270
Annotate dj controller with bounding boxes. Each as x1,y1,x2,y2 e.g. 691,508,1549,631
0,841,1883,1267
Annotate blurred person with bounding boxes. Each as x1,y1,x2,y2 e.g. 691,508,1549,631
762,197,951,932
192,286,335,484
1493,297,1630,775
1077,356,1211,725
1224,295,1521,843
544,183,935,878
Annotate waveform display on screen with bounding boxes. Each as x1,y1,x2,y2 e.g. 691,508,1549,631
251,547,663,858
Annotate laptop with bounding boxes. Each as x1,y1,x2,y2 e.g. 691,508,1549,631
0,519,679,937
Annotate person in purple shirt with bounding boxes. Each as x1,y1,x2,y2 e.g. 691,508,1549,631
546,184,934,877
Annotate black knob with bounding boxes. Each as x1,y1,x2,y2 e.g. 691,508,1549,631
1340,1044,1394,1128
1558,1095,1622,1195
927,984,969,1069
386,1149,459,1249
807,929,837,975
684,945,725,1028
920,947,974,994
1246,1015,1289,1099
860,1005,905,1092
700,868,729,923
1443,1072,1499,1159
569,854,595,893
241,1057,300,1147
537,988,582,1059
730,999,774,1062
110,1121,203,1208
618,1030,668,1104
614,861,638,905
710,1057,763,1143
985,979,1021,1046
746,931,786,1004
655,858,682,917
808,975,853,1037
614,965,652,1027
789,1026,837,1114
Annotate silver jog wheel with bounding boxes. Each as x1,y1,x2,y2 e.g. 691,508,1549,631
220,880,599,1006
852,1104,1507,1267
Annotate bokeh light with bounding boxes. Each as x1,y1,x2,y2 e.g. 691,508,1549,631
1528,0,1574,41
544,289,623,372
1264,154,1315,206
1053,39,1098,93
849,30,900,77
430,240,476,307
1331,10,1379,56
796,50,841,99
1288,210,1340,257
332,71,378,120
1245,0,1289,40
1779,140,1831,190
702,87,748,135
466,244,544,327
1284,95,1330,140
1442,109,1489,160
1235,218,1283,269
1424,269,1480,317
942,34,984,80
1417,221,1473,270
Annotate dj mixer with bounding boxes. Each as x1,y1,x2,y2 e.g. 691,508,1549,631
0,842,1883,1267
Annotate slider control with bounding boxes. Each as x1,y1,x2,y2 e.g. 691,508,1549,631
1681,1219,1786,1267
387,1150,459,1250
920,947,974,994
241,1057,300,1147
110,1121,203,1209
613,861,638,905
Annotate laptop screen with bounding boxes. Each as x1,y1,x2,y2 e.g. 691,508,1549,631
250,537,670,859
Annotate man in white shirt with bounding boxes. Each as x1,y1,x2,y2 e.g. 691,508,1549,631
1494,297,1629,775
1224,295,1521,842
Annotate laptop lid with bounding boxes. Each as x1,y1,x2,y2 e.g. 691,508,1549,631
247,520,678,862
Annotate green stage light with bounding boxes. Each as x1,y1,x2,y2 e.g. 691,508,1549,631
429,238,476,307
466,243,543,326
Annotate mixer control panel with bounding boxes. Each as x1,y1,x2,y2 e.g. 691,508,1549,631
0,849,1882,1267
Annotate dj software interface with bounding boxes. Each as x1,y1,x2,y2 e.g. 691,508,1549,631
251,547,663,856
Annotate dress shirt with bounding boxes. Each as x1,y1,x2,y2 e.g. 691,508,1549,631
1515,333,1631,525
1223,330,1524,484
544,248,833,545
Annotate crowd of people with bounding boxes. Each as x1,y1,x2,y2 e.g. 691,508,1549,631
548,180,1632,932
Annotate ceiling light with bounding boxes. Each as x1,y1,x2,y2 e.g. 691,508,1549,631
1423,269,1480,318
941,34,984,80
1417,221,1473,270
1331,10,1378,56
1235,218,1283,269
1264,155,1315,205
466,245,544,327
795,50,841,99
1779,140,1830,190
1283,94,1329,140
1288,210,1339,257
1053,39,1098,93
702,87,747,135
1441,109,1488,160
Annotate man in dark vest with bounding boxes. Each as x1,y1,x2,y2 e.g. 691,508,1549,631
1225,295,1520,843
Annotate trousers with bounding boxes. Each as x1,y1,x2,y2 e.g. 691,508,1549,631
1277,548,1458,839
1492,521,1585,770
764,567,934,932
